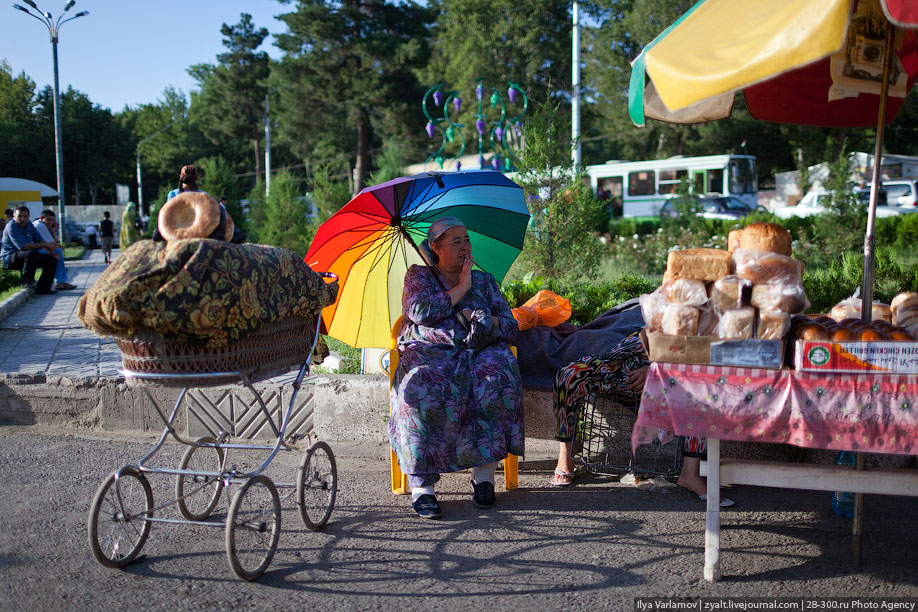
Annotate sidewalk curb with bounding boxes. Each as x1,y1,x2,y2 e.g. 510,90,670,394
0,287,31,325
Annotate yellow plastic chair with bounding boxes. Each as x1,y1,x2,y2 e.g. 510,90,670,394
388,315,519,494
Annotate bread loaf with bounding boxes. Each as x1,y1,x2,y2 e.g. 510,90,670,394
757,310,790,340
750,282,809,314
891,292,918,313
733,222,792,256
697,307,719,336
830,301,861,322
716,307,755,339
661,304,699,336
664,278,708,306
727,230,743,254
733,248,803,284
891,292,918,325
708,275,750,312
665,248,731,282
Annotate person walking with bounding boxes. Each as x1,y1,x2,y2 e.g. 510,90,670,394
99,211,114,263
120,202,142,251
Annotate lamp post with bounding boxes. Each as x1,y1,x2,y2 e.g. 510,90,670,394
135,118,180,217
265,89,278,197
12,0,88,243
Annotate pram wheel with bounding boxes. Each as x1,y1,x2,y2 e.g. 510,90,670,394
297,441,337,531
87,468,153,568
176,436,226,521
225,474,281,581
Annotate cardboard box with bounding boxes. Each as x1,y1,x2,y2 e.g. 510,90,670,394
795,340,918,373
641,330,784,368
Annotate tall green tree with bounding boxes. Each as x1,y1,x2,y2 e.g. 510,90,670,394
189,13,271,184
0,61,44,182
246,171,315,255
274,0,434,194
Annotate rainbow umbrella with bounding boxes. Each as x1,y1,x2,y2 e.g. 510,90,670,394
305,170,529,348
627,0,918,312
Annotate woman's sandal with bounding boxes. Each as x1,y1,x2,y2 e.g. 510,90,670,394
550,469,576,487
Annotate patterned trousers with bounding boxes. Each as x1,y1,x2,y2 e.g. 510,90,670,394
552,330,706,456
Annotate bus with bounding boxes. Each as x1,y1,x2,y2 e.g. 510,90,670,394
585,154,757,217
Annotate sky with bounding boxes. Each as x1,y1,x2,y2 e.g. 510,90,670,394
1,0,288,112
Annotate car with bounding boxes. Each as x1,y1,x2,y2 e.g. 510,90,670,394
658,195,764,220
883,179,918,209
853,186,887,206
775,189,910,219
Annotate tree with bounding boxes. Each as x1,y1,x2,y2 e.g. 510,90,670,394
189,13,271,185
246,171,315,256
197,155,248,230
516,98,605,283
0,61,44,182
274,0,434,194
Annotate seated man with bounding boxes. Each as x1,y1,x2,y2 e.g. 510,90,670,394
0,206,59,295
32,210,77,290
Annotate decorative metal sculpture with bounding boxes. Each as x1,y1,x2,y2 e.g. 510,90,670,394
422,79,527,171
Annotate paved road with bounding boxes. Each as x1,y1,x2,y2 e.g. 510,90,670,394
1,427,917,611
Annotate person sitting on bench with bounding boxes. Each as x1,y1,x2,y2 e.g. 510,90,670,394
0,206,59,295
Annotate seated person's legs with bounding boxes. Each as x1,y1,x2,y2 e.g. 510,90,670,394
40,247,69,287
407,473,442,519
676,437,734,507
551,331,648,486
6,250,56,292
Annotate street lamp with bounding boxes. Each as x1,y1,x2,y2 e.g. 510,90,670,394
136,117,181,217
12,0,88,243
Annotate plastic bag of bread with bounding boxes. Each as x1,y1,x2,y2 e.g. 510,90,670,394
716,307,755,339
890,292,918,326
831,296,892,322
662,278,707,306
697,306,719,337
727,222,792,256
757,310,790,340
733,248,803,284
750,282,810,314
708,275,750,313
640,290,668,333
661,304,699,336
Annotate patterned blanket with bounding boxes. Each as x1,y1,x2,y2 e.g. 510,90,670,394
78,239,338,349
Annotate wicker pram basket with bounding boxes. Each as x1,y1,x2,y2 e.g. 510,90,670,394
117,316,319,387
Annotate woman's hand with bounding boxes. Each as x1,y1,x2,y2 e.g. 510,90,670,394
458,256,474,292
625,365,649,394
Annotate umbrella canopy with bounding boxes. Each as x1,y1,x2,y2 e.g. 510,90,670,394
305,170,530,348
627,0,918,314
629,0,918,128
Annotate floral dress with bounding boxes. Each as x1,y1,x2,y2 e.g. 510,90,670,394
388,265,524,487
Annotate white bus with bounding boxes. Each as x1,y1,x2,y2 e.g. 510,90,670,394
585,154,757,217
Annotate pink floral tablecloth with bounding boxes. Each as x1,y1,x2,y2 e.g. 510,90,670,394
633,362,918,456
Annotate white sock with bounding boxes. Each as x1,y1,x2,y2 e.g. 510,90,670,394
471,463,497,485
411,485,435,502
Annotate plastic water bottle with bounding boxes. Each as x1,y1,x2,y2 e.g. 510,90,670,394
831,451,855,518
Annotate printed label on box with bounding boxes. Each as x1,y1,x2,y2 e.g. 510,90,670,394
710,340,782,368
795,340,918,373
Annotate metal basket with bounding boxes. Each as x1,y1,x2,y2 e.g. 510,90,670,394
575,390,683,479
117,316,318,387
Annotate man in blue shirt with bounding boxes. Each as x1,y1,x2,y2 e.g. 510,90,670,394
32,210,77,290
0,206,59,295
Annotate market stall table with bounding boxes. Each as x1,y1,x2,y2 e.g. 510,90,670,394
632,361,918,582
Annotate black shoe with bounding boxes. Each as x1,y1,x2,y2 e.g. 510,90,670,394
412,494,442,519
471,479,496,509
24,281,37,289
35,289,57,295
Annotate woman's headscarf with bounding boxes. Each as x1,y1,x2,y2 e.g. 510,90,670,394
418,216,466,265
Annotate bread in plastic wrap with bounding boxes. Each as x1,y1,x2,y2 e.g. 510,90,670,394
750,282,810,314
663,278,708,306
757,310,790,340
733,248,803,285
891,292,918,325
697,306,719,336
831,297,893,323
707,275,750,313
716,307,755,339
661,304,699,336
640,290,668,333
730,222,792,256
665,248,731,282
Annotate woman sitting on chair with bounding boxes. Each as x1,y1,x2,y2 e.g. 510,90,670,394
550,330,734,507
389,216,524,519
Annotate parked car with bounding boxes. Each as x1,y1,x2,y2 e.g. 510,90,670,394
658,195,765,220
775,189,909,219
883,179,918,209
853,186,887,206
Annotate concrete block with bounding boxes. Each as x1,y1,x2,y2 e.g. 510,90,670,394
312,375,389,451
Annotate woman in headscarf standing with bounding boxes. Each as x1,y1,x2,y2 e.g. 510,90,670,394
389,216,524,519
119,202,142,251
